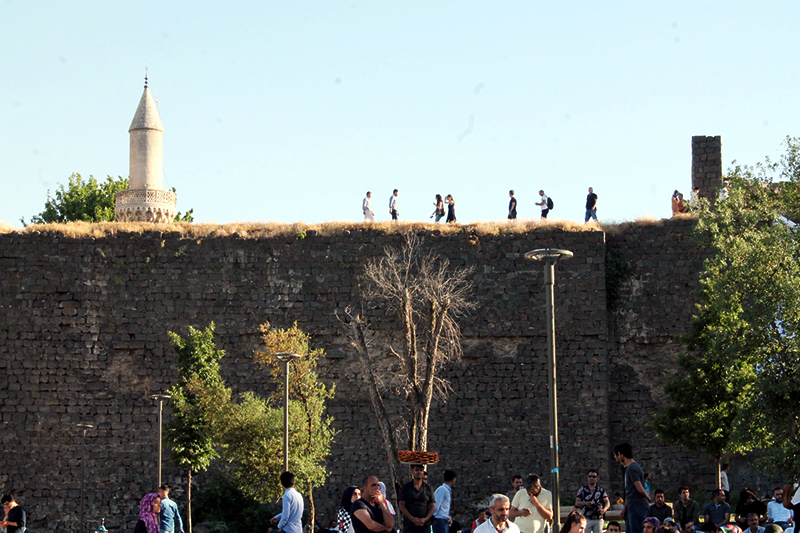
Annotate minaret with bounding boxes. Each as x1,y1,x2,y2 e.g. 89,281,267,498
115,74,177,222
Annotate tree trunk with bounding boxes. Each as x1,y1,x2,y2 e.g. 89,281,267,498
188,468,193,533
349,316,403,499
716,459,721,490
309,483,316,533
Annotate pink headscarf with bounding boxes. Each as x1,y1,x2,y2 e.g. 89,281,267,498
138,493,160,533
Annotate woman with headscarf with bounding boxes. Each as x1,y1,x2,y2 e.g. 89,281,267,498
134,493,161,533
643,517,661,533
338,486,361,533
378,482,397,533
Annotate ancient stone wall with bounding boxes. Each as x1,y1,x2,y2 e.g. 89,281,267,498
0,221,728,532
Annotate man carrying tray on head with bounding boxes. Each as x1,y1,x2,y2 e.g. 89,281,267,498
400,464,435,533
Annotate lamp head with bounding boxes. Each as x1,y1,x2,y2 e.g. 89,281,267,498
524,248,573,262
274,352,303,362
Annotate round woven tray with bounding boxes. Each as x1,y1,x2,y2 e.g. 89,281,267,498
398,450,439,464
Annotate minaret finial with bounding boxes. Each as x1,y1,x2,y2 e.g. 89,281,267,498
144,67,149,88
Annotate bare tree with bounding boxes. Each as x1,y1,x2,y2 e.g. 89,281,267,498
340,233,475,494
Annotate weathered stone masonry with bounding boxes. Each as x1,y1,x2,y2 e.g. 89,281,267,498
0,221,720,532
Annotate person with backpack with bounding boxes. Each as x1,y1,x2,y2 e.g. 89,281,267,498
536,190,552,219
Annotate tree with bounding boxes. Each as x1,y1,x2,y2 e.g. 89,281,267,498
251,322,336,533
654,137,800,479
340,233,474,495
23,173,194,225
24,173,128,224
166,323,229,533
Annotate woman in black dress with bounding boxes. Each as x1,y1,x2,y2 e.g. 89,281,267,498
446,194,456,223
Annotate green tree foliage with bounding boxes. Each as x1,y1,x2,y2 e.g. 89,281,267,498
251,322,337,532
166,323,230,533
24,173,128,224
165,321,335,533
24,173,195,225
654,136,800,478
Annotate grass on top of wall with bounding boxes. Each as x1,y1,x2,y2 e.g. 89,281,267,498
5,217,616,239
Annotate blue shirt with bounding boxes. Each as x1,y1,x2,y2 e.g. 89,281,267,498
275,487,304,533
434,484,452,519
159,497,184,533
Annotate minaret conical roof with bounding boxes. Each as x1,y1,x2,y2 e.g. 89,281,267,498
129,86,163,132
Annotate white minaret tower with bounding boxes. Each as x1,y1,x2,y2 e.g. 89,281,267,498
115,74,177,222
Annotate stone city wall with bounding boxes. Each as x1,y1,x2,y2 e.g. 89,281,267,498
0,221,733,532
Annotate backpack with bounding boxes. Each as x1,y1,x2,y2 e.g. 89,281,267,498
547,196,554,210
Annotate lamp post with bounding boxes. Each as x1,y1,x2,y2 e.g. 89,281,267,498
150,394,171,487
525,248,573,533
273,352,303,472
77,423,94,533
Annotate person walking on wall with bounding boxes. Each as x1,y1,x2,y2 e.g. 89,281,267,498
508,191,518,220
363,192,375,222
389,190,400,221
431,194,445,223
536,190,550,219
445,195,456,223
585,187,598,223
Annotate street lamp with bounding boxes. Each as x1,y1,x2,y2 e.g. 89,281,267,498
525,248,573,533
273,352,303,472
150,394,171,487
77,423,94,533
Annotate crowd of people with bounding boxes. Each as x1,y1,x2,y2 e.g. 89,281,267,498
361,187,600,224
120,439,795,533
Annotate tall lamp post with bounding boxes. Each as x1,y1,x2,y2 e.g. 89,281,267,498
151,394,171,487
525,248,573,533
273,352,303,472
77,423,94,533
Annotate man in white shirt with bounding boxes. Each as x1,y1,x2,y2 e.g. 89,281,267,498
433,470,456,533
389,190,399,221
535,191,550,219
475,494,520,533
510,475,553,533
271,471,304,533
767,488,793,530
720,463,730,501
363,192,375,222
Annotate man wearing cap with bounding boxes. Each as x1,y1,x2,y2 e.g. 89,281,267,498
158,484,184,533
399,465,435,533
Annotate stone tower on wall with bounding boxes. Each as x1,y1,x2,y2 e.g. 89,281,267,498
691,135,723,201
115,76,177,222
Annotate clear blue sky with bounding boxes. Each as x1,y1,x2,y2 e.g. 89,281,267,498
2,1,799,226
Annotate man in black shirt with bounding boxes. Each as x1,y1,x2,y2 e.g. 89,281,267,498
1,494,25,533
508,191,518,220
585,187,598,223
399,465,435,533
352,476,395,533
